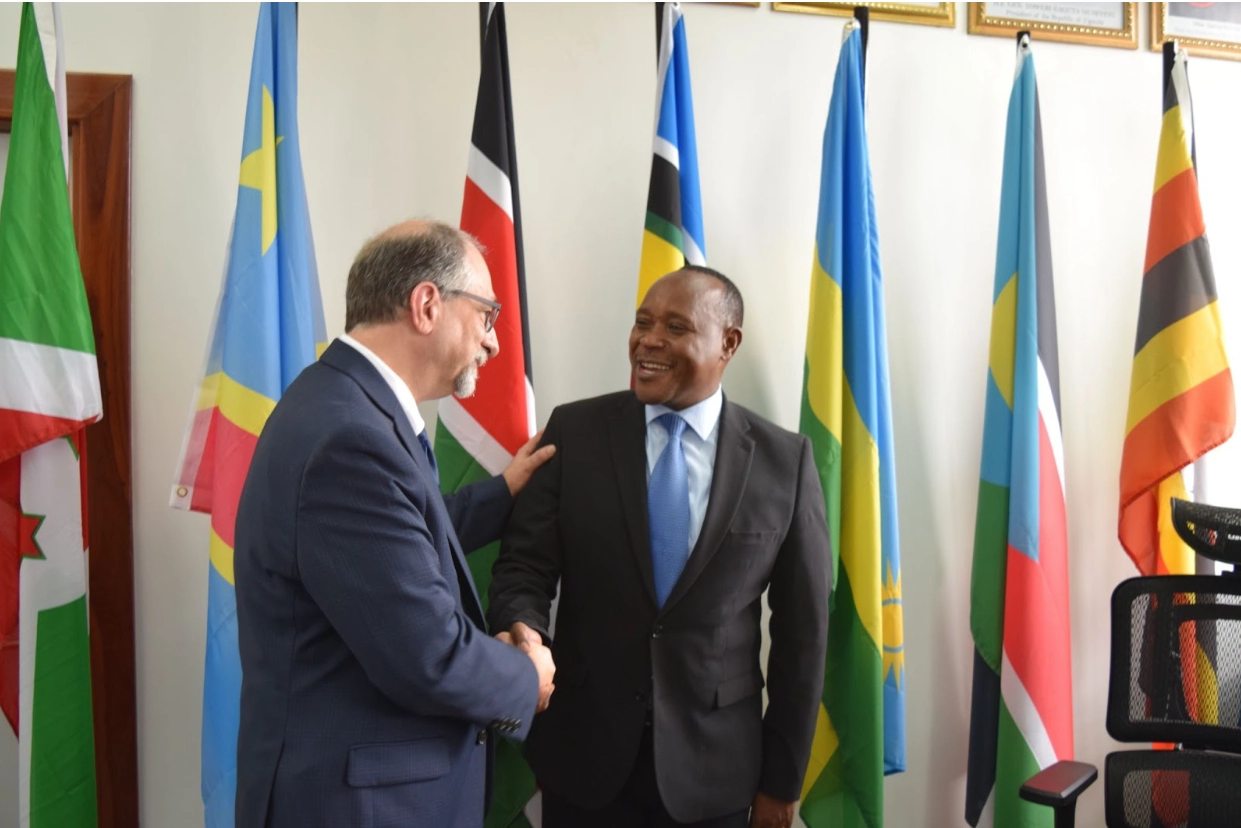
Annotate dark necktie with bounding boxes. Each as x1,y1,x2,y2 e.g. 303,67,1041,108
417,429,439,487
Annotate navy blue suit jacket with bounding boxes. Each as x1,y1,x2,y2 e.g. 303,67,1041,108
234,340,539,828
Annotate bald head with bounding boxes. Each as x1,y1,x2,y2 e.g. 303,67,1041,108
659,266,744,330
345,219,483,331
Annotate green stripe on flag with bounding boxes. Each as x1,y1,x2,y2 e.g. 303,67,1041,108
29,595,97,828
799,363,841,592
0,4,96,355
643,210,684,254
970,479,1010,673
802,562,883,828
995,701,1049,828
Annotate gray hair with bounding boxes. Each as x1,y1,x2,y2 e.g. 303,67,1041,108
345,221,481,331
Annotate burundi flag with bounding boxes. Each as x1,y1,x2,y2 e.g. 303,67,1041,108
637,1,705,305
965,36,1073,828
432,5,537,826
168,5,326,826
0,4,101,827
1119,46,1233,579
797,23,904,828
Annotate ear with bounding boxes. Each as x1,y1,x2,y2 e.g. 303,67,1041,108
408,282,440,335
721,327,742,361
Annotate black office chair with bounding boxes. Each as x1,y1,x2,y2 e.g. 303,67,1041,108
1019,498,1241,828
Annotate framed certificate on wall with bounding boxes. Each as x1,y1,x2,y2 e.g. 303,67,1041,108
967,3,1138,49
772,2,956,29
1152,3,1241,61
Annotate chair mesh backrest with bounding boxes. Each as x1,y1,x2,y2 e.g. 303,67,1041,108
1105,749,1241,828
1108,576,1241,752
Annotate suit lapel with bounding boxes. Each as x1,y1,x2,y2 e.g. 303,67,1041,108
322,340,485,621
391,409,485,621
662,400,754,613
609,396,659,608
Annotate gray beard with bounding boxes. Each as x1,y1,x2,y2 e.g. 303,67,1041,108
451,355,479,397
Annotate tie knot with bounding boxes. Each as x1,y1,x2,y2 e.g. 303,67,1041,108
657,412,688,440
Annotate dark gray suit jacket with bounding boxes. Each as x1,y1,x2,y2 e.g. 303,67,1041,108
234,340,539,828
488,391,831,823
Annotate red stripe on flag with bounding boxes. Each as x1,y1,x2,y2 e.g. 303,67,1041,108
459,175,530,453
1119,369,1235,505
1144,169,1205,274
206,412,258,550
1001,414,1073,763
0,454,18,733
187,407,219,513
72,428,89,552
1120,489,1162,577
0,409,86,465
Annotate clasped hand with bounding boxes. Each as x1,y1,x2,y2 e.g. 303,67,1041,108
496,621,555,712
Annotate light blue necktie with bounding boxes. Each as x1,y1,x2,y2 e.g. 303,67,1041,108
417,429,439,487
649,413,691,607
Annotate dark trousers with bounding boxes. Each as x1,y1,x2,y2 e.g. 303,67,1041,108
541,727,749,828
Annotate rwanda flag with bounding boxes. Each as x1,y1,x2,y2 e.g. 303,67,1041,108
169,5,327,826
965,36,1073,828
798,23,905,828
637,1,705,305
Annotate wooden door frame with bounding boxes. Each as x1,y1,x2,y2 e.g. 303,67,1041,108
0,70,137,828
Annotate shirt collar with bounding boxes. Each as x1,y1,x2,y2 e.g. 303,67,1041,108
339,333,426,434
644,385,723,440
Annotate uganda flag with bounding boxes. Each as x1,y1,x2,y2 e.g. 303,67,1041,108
1119,46,1233,578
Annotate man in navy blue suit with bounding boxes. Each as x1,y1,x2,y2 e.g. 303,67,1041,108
234,220,556,828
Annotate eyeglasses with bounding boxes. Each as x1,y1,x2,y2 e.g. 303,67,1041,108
444,290,502,333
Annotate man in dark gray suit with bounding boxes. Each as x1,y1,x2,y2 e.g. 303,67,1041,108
489,268,832,828
234,220,555,828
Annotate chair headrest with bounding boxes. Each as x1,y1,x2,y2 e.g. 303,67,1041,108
1170,498,1241,567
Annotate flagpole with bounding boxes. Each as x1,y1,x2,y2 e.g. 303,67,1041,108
1162,36,1217,576
1162,40,1175,102
852,6,868,79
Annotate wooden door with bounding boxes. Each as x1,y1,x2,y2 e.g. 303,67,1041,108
0,70,138,828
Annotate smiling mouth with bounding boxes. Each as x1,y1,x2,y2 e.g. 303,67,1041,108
634,359,671,377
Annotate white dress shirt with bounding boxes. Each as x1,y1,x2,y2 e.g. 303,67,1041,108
339,334,425,435
645,386,723,553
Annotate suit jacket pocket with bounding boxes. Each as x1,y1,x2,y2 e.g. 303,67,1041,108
728,528,780,541
346,737,451,787
715,671,765,709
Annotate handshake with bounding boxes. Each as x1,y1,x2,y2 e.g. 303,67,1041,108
496,621,556,712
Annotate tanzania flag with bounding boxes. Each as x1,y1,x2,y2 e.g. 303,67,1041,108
0,4,100,827
169,5,326,826
432,5,537,827
1119,47,1233,578
798,25,904,828
637,1,705,304
965,38,1073,828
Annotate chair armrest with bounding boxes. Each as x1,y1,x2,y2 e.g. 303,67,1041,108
1020,760,1098,808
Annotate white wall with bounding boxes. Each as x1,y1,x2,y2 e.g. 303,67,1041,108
1,4,1241,827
